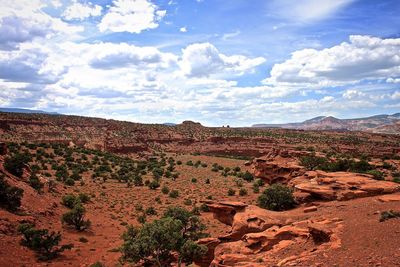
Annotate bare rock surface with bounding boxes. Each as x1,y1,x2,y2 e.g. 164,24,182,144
291,170,400,201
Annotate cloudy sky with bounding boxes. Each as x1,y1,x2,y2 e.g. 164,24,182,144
0,0,399,126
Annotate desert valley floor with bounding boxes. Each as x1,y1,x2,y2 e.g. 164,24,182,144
0,113,400,266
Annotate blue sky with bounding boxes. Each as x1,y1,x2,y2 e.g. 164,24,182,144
0,0,399,126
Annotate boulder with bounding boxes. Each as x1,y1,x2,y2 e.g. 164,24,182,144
251,151,306,184
211,219,341,266
291,171,400,201
207,201,247,226
206,202,286,240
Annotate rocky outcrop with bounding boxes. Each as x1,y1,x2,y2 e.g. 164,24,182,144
194,238,221,267
290,171,400,201
206,201,286,240
210,218,342,267
251,149,307,184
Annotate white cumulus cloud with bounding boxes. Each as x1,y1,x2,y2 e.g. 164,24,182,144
98,0,166,33
264,35,400,87
62,1,102,21
179,42,266,77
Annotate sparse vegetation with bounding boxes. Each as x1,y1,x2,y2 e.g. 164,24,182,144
0,175,23,211
121,206,208,266
18,223,73,260
61,203,91,231
257,184,295,211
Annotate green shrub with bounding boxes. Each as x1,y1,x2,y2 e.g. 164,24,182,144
180,239,208,265
133,175,143,186
4,153,31,177
184,199,192,206
239,188,248,196
0,175,24,211
367,170,384,180
61,203,91,231
242,171,254,182
18,223,73,260
79,237,88,243
169,190,179,198
62,193,90,208
148,180,160,190
145,207,157,216
257,184,295,211
61,194,78,209
299,155,328,171
121,214,207,266
253,184,260,193
254,178,265,187
227,188,235,196
137,214,146,224
161,185,170,194
191,177,197,183
199,203,209,212
65,178,75,186
29,173,44,192
78,193,91,203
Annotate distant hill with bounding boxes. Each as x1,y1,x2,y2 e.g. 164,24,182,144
0,107,59,115
252,113,400,133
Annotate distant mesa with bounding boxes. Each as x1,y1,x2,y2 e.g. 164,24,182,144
163,122,177,126
252,113,400,133
181,120,203,126
0,107,59,115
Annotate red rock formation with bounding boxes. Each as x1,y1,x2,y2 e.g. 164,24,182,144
290,170,400,201
251,149,307,184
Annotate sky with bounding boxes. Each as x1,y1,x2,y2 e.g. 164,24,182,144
0,0,399,126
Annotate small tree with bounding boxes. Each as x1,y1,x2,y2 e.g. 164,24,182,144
18,223,73,260
257,184,295,211
121,218,183,266
4,153,31,177
29,173,44,192
242,171,254,182
169,189,179,198
180,240,208,265
121,207,208,266
0,175,24,211
62,203,91,231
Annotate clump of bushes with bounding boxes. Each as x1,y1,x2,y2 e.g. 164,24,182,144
61,193,90,208
61,203,91,231
169,189,179,198
300,154,374,174
0,175,23,211
161,185,170,194
227,188,236,196
4,153,31,177
121,206,208,266
239,188,248,196
145,207,157,216
18,223,73,260
29,173,44,192
257,184,295,211
366,170,384,180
